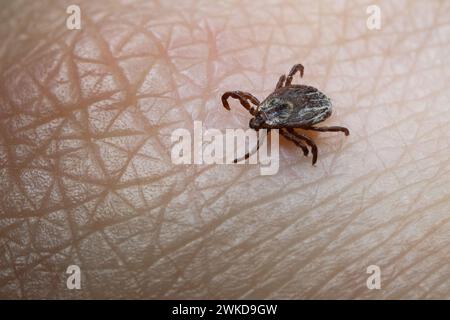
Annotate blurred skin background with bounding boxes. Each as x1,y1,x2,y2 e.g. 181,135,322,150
1,0,450,299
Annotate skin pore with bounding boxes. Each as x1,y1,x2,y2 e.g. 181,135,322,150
1,0,450,299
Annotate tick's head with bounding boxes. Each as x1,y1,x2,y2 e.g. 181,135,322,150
249,113,267,129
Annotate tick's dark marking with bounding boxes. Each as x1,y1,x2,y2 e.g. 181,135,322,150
221,63,349,164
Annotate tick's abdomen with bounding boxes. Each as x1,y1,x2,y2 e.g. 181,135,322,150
266,85,333,127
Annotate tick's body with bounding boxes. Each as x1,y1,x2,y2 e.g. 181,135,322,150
256,85,332,129
221,63,349,164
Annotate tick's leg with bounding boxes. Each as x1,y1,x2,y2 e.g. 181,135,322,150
233,129,270,163
221,91,260,115
287,128,318,165
275,74,286,89
237,91,260,106
306,125,350,136
285,63,304,86
280,129,309,157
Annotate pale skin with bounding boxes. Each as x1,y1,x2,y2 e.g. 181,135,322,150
0,0,450,299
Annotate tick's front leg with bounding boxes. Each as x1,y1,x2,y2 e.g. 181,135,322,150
233,129,271,163
221,91,260,115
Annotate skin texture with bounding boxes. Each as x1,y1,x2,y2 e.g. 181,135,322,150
1,0,450,299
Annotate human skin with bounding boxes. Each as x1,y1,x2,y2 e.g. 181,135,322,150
1,0,450,299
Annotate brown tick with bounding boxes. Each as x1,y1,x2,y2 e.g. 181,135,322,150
221,63,350,164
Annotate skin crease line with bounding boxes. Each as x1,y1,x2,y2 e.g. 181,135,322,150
0,0,450,300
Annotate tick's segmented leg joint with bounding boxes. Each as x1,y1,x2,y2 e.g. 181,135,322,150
276,74,286,89
221,91,260,115
285,63,304,86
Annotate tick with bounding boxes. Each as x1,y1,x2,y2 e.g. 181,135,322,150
221,63,350,164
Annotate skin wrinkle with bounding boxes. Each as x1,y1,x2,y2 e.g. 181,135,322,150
1,0,450,299
0,0,382,298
